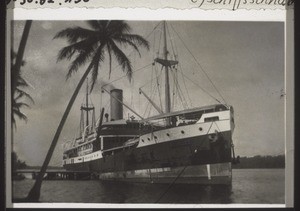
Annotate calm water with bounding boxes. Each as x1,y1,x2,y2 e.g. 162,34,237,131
12,169,285,204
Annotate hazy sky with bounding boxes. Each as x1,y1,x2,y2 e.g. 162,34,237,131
12,20,285,166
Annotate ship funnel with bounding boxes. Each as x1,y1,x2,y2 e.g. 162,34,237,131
110,89,123,121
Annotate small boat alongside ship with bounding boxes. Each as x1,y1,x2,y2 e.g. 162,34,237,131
62,21,236,185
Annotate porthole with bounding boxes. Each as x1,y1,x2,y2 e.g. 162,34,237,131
147,138,151,141
141,139,144,142
199,127,203,131
154,136,158,139
181,130,185,134
166,133,170,136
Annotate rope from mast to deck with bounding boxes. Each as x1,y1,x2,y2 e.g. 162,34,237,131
169,23,228,106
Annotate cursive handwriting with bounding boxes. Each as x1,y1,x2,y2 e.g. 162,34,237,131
191,0,294,10
9,0,89,6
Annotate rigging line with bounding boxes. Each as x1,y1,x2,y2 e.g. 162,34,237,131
170,67,180,109
155,165,188,203
155,65,163,111
178,64,193,107
139,68,164,90
169,23,228,105
146,66,157,118
166,22,177,60
104,21,163,80
101,63,153,88
146,90,155,118
171,68,186,110
171,67,176,110
176,77,188,110
152,28,156,60
158,23,163,57
182,73,222,104
176,70,190,109
142,91,152,117
172,66,188,109
141,65,155,117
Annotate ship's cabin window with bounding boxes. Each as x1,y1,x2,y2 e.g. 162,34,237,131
204,116,219,122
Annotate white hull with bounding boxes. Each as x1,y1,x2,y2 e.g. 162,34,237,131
98,162,232,185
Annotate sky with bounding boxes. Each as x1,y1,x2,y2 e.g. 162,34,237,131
11,20,285,166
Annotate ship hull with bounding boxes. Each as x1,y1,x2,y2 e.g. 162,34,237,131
64,130,233,185
98,162,232,185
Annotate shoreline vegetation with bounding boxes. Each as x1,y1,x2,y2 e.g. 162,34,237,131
232,155,285,169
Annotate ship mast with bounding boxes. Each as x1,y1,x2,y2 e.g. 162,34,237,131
80,78,95,134
85,79,89,127
163,21,171,115
153,21,178,125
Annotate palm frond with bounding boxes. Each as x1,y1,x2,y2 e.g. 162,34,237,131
86,20,107,31
53,27,97,44
12,108,28,122
56,39,96,62
117,34,150,50
14,102,30,109
106,44,112,79
108,21,131,35
90,45,105,92
14,88,35,104
113,38,142,57
16,76,29,87
66,45,97,79
109,41,133,81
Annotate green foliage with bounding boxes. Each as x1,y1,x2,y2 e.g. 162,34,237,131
233,155,285,169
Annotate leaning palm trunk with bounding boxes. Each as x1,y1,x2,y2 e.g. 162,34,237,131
26,63,94,201
12,20,32,96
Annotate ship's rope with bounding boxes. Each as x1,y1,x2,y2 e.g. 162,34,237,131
174,66,189,109
101,63,153,88
170,68,187,110
166,22,178,61
178,64,193,107
171,68,176,110
101,21,163,88
181,72,223,104
155,66,164,112
155,165,188,203
169,23,228,106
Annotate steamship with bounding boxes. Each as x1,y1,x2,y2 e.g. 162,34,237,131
62,21,236,185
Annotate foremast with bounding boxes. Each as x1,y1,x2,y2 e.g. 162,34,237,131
80,79,95,135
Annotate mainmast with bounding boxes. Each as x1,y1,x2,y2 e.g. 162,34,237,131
154,21,178,125
163,21,171,115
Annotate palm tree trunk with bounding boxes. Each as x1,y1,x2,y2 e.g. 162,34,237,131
26,63,94,202
12,20,32,96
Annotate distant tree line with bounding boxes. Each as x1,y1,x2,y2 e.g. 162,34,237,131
12,151,28,171
232,155,285,169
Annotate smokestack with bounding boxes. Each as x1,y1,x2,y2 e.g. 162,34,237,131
110,89,123,121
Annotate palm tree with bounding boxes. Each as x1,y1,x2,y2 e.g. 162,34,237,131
26,20,149,201
11,51,34,128
12,20,32,98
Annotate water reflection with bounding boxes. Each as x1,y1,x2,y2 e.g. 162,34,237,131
98,181,233,203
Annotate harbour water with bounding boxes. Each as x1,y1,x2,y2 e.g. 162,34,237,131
12,169,285,204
